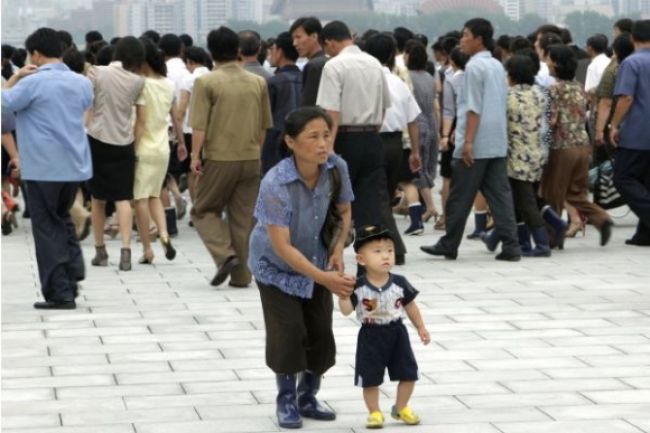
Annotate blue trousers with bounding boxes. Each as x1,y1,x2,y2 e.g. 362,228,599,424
25,181,84,302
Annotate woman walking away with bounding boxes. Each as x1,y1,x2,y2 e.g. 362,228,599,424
133,38,184,264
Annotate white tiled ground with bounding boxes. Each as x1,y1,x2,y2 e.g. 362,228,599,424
2,206,649,433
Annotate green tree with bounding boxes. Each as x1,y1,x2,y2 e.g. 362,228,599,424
564,11,614,46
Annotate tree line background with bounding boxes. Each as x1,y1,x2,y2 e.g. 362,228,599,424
227,9,630,47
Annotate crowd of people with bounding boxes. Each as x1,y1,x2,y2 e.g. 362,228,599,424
2,14,649,430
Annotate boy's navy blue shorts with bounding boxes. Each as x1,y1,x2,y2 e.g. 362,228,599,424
354,319,419,387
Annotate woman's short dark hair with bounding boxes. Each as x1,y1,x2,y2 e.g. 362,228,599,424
62,47,85,74
497,35,511,51
11,48,27,68
207,26,239,62
441,36,459,55
25,27,63,58
113,36,145,72
85,30,103,45
464,18,495,51
141,30,161,44
449,47,469,70
363,33,396,69
184,46,206,64
506,54,536,86
141,37,167,76
548,44,577,80
274,32,299,62
513,47,541,75
509,36,531,53
179,33,193,48
414,33,428,47
95,44,115,66
321,21,352,43
539,33,563,57
58,30,75,51
632,19,650,43
612,33,634,63
159,33,182,57
404,39,428,71
393,26,414,52
284,106,333,139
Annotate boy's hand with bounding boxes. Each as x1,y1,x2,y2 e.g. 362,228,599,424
418,327,430,345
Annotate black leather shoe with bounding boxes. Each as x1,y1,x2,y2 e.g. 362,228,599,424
211,255,240,286
420,244,457,260
33,300,76,310
495,251,521,262
228,282,249,288
625,236,650,246
599,220,613,247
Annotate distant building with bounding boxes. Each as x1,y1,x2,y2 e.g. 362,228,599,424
418,0,503,15
499,0,521,21
270,0,373,21
521,0,552,20
374,0,420,16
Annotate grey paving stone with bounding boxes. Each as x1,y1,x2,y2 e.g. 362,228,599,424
62,406,199,426
1,426,134,433
496,420,643,433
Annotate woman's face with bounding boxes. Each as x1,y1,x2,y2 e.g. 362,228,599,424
286,117,332,166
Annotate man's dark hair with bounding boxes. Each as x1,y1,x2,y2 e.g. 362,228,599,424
321,21,352,43
431,40,443,53
548,44,577,80
110,37,121,46
509,36,531,52
141,37,167,76
1,44,15,61
184,46,206,64
445,30,462,39
449,46,469,70
586,34,608,54
441,36,459,55
179,33,193,48
290,16,322,37
141,30,161,44
497,35,511,51
393,26,414,52
505,54,536,86
404,39,428,70
159,33,182,57
539,33,563,57
513,47,541,75
95,44,115,66
207,26,239,62
58,30,75,50
113,36,144,72
535,24,563,38
238,30,261,56
632,19,650,43
274,31,299,62
612,33,634,62
414,33,428,47
62,47,85,73
464,18,494,51
363,33,396,68
615,18,634,33
25,27,63,58
11,48,27,68
85,30,103,45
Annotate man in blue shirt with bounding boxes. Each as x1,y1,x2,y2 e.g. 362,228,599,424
2,28,93,309
611,20,650,246
421,18,520,261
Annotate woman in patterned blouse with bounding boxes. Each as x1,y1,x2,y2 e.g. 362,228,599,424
540,45,613,246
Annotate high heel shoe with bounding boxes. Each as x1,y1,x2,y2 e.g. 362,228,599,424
434,214,446,231
91,245,109,266
139,250,155,264
422,209,440,223
160,234,176,261
565,221,586,238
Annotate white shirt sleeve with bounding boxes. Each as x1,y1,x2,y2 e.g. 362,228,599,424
315,63,342,112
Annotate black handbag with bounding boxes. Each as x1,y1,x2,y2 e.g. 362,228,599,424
320,166,354,255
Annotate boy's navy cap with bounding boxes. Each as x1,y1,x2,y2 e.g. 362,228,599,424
353,225,394,252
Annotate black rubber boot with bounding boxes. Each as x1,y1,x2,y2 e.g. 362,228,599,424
276,374,302,429
297,372,336,421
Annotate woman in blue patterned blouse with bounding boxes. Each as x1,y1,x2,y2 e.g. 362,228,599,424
248,106,356,429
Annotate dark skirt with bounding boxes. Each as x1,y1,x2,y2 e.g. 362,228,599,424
88,135,135,201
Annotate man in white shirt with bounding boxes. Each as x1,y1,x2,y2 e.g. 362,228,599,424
585,33,610,93
316,21,392,254
159,33,191,226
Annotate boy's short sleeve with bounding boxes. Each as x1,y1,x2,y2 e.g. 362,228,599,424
393,274,419,306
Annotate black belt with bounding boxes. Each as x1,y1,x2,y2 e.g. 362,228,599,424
380,131,403,137
338,125,378,133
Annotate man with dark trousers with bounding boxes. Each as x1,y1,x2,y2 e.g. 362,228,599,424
611,19,650,246
2,28,94,309
316,21,391,239
420,18,521,261
291,17,327,106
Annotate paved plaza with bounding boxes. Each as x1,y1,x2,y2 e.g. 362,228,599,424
2,204,650,433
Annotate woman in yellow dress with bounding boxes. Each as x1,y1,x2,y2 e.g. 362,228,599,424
133,37,186,263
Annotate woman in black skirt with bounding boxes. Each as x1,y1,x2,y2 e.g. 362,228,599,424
86,37,146,271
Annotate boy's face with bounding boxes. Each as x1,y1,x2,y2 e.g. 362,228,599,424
356,238,395,274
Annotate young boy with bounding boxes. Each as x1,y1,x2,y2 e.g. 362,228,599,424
339,225,430,429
